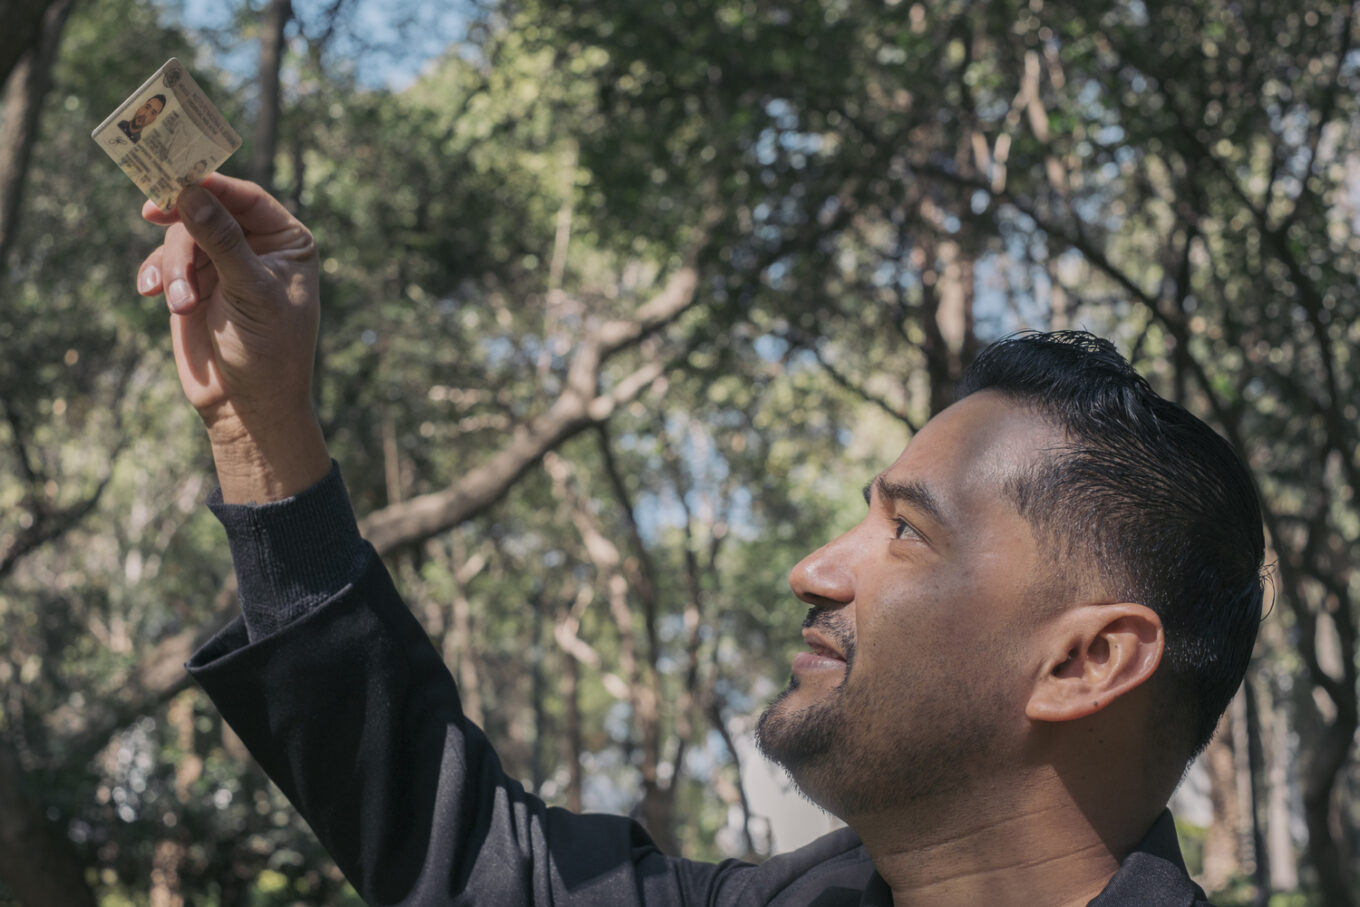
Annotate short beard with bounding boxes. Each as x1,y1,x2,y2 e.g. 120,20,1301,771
754,608,1011,820
754,609,857,806
754,682,846,805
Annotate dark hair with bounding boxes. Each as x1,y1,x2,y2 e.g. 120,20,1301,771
957,330,1264,758
150,94,166,106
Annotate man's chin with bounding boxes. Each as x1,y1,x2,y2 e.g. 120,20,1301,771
754,678,840,771
754,685,793,758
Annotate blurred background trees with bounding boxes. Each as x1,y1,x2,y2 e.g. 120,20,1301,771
0,0,1357,903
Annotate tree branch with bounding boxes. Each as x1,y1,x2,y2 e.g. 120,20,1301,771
53,253,698,764
780,327,920,433
360,269,692,554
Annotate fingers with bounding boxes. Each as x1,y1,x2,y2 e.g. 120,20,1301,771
158,222,204,315
194,174,302,236
137,246,164,296
139,234,220,308
141,176,298,237
173,185,261,297
142,198,179,225
137,176,306,313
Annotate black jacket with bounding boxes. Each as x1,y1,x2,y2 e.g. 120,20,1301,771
187,466,1214,906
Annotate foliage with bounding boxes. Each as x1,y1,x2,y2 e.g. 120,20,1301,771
0,0,1356,902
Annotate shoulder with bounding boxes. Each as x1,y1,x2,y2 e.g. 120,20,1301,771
713,827,874,906
1090,810,1212,906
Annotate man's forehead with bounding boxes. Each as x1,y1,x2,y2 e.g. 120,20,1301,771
877,392,1061,509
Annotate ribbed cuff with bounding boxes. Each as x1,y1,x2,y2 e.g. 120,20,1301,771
208,461,370,642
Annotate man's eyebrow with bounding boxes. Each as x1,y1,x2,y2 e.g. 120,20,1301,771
869,475,951,529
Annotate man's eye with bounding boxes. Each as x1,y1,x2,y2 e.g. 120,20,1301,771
893,518,920,541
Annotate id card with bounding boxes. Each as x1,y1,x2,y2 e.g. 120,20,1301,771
91,58,241,210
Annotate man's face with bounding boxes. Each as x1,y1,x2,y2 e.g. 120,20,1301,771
756,391,1064,819
133,97,164,129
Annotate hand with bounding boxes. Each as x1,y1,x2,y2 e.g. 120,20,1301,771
137,176,330,502
138,175,318,430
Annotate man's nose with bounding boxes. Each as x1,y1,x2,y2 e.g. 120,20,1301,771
788,532,856,608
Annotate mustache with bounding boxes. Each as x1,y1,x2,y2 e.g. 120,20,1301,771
802,607,856,667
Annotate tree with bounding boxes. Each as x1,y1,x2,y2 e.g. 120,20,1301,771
0,0,76,273
2,0,1357,901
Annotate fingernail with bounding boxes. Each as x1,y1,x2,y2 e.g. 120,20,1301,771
178,186,210,224
166,279,192,312
138,265,160,294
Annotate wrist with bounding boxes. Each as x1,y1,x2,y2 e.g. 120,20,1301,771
207,409,331,504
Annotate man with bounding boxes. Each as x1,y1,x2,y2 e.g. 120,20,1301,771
136,176,1263,905
119,93,165,143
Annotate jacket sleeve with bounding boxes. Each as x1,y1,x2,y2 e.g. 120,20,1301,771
185,467,751,905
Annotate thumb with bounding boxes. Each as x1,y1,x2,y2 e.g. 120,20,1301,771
176,185,260,284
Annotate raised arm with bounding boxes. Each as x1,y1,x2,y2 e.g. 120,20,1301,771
134,180,808,904
136,176,330,503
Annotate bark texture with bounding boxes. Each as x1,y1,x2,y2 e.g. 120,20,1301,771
249,0,292,193
0,0,59,88
0,0,75,273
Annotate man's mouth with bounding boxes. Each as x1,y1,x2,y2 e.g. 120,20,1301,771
792,627,849,675
801,629,845,661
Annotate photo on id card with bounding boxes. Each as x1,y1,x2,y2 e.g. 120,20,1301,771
91,58,241,210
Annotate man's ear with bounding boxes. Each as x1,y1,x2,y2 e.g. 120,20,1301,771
1025,603,1164,722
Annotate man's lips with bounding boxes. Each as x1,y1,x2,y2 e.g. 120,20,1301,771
794,628,847,674
801,628,845,660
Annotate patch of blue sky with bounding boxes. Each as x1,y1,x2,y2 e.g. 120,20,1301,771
157,0,474,92
752,333,788,362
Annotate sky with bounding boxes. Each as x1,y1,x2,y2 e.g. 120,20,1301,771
158,0,473,91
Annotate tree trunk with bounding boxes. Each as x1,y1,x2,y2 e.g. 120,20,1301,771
168,691,202,804
444,533,485,726
1261,677,1298,892
382,406,403,506
149,838,187,907
1201,708,1241,892
0,736,97,907
916,224,976,416
1302,714,1357,907
595,426,680,851
1289,587,1358,907
250,0,292,193
706,694,757,858
0,0,58,89
530,591,546,794
0,0,75,275
544,450,676,853
1240,678,1270,905
562,628,583,813
1046,257,1069,329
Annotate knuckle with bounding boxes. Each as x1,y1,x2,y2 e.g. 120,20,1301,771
205,210,244,254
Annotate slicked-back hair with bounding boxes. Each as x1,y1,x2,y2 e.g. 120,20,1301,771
957,331,1264,759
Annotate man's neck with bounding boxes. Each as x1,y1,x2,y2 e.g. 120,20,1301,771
853,787,1150,907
